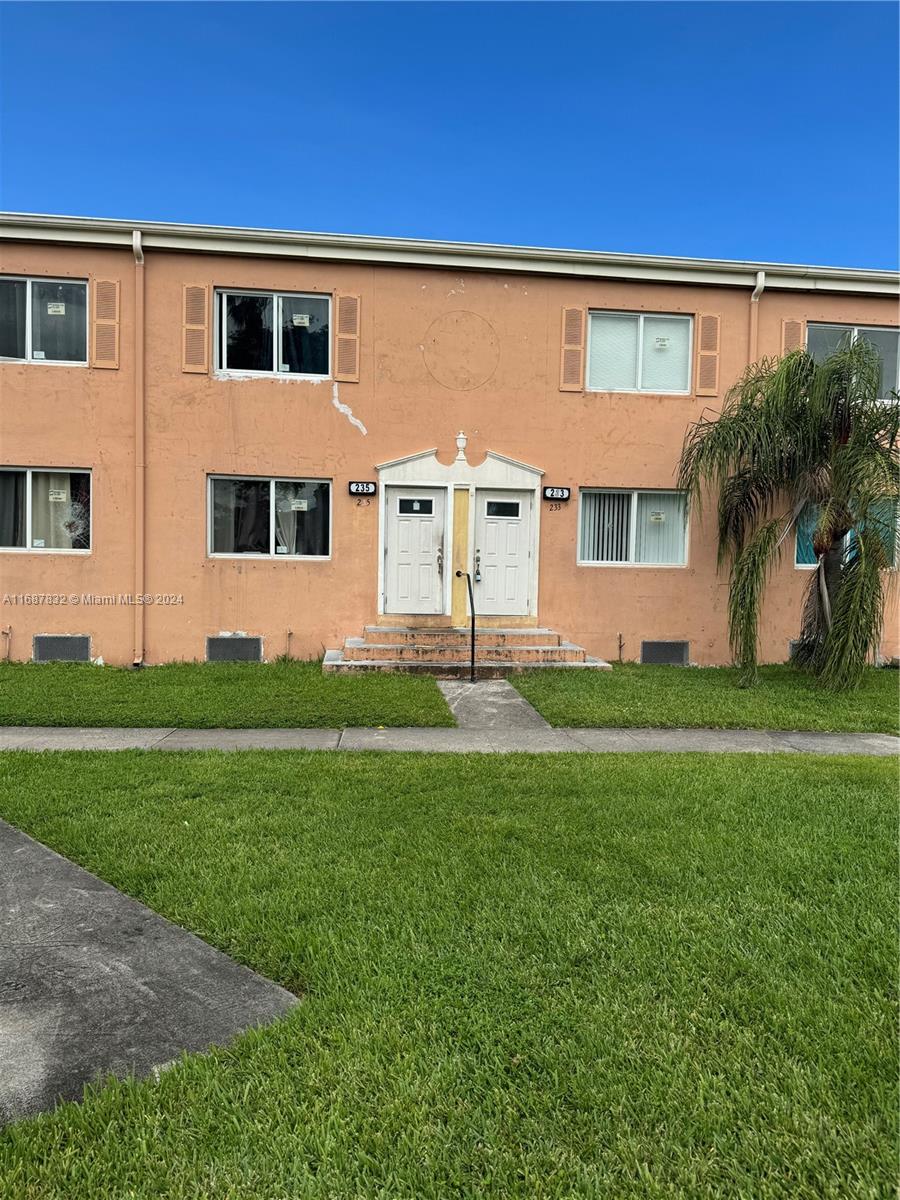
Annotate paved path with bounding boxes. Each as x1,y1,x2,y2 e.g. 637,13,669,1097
0,819,297,1125
0,725,895,755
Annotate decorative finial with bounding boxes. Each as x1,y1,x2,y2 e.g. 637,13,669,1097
455,431,468,462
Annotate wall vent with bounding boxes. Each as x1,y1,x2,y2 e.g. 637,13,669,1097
640,640,689,666
33,635,91,663
206,636,262,663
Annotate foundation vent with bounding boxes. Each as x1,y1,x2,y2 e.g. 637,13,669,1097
33,635,91,663
640,640,689,667
206,636,262,663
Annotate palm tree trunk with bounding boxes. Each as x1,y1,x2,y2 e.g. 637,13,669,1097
820,541,844,630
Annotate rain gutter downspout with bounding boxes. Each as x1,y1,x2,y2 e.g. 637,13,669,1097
749,269,765,361
132,229,145,666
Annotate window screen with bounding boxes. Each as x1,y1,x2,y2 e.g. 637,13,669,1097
224,294,273,373
212,477,270,553
274,480,330,556
588,312,691,393
580,491,632,562
280,295,329,376
31,281,87,363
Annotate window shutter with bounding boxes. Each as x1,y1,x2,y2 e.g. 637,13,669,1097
182,284,209,373
559,306,585,391
90,279,120,369
695,313,720,396
334,294,360,382
781,318,806,355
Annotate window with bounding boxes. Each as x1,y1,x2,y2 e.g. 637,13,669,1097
486,500,520,518
0,468,91,551
579,490,687,565
587,312,692,393
807,323,899,400
217,291,330,376
398,497,433,515
209,476,330,558
796,500,899,568
0,277,88,364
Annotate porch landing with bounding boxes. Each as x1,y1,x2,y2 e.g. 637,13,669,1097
323,626,612,678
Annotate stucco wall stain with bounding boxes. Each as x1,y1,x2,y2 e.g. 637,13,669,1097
422,311,500,391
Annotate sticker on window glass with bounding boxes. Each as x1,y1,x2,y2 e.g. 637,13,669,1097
278,364,290,372
47,302,66,316
291,313,310,327
48,488,67,503
276,545,288,553
649,511,666,522
654,337,670,349
32,350,46,359
290,499,309,512
32,538,45,547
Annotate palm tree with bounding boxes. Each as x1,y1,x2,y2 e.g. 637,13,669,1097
678,337,899,689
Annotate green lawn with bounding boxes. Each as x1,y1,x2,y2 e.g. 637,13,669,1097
0,751,894,1199
0,661,452,728
514,663,900,734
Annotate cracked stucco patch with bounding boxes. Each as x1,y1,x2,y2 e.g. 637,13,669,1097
331,383,367,436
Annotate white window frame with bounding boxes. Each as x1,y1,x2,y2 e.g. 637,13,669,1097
0,276,89,367
215,289,331,380
577,488,689,568
586,311,693,395
806,322,900,399
207,473,332,561
0,466,92,554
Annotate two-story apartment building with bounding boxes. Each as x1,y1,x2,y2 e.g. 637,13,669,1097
0,213,897,669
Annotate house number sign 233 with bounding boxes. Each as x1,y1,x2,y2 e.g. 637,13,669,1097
543,487,570,501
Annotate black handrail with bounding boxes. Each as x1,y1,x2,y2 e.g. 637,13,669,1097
455,570,476,683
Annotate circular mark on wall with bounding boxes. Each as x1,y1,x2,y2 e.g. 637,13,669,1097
422,310,500,391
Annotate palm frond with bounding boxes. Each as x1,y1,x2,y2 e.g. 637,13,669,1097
727,517,783,685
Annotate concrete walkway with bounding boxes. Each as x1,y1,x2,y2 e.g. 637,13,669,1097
0,819,297,1125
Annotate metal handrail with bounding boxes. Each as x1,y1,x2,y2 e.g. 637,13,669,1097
455,570,476,683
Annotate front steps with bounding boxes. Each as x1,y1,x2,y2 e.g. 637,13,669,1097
323,626,611,677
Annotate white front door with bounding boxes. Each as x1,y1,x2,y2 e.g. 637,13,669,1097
474,490,532,616
384,487,446,614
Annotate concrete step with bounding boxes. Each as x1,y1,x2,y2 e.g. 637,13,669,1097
322,649,611,677
366,626,562,647
343,638,585,664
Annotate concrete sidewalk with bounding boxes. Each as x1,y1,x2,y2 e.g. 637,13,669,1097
0,819,298,1124
0,724,896,755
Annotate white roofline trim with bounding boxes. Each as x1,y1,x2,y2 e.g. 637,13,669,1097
1,212,897,296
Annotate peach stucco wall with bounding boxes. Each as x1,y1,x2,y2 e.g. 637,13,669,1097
1,239,897,666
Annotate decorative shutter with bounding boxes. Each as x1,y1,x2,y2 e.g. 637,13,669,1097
90,279,120,369
559,306,585,391
781,318,806,355
695,313,720,396
333,294,360,382
182,284,209,373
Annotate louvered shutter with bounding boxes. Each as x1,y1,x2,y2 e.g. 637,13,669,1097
695,313,720,396
781,318,806,355
333,294,360,382
91,279,120,369
182,284,209,373
559,306,585,391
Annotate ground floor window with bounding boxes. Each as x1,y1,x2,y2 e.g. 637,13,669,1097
0,468,91,550
795,500,899,568
209,475,331,558
579,489,687,565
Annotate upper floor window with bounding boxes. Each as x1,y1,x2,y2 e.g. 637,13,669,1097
579,489,687,566
0,277,88,365
795,499,899,569
209,474,331,558
807,323,899,400
0,467,91,552
587,312,692,394
216,290,330,377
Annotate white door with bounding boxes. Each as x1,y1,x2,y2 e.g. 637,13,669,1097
384,487,446,615
474,490,532,616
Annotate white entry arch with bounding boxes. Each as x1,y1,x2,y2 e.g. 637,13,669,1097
376,435,544,617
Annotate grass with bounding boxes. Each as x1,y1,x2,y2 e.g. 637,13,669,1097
513,663,900,734
0,750,894,1199
0,660,453,728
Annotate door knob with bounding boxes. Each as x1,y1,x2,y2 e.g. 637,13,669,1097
474,552,482,583
436,546,444,577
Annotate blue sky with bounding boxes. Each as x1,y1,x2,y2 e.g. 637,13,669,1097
1,1,897,266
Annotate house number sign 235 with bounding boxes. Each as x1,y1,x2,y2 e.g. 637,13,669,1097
348,482,377,496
